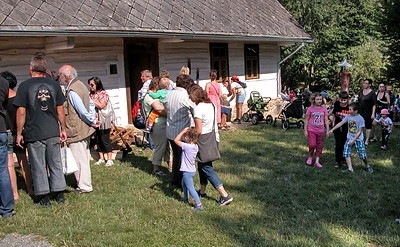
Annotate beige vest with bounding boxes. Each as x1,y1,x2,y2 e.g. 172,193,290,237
64,79,95,143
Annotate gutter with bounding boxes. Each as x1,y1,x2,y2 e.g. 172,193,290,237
277,42,305,96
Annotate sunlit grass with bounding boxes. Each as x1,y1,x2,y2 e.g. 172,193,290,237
0,124,399,246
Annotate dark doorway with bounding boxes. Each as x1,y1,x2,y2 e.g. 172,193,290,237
124,39,159,123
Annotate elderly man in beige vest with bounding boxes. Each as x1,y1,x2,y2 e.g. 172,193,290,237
58,65,97,193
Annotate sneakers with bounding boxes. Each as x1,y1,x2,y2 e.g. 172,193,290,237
179,198,189,203
366,167,374,174
105,160,114,167
314,162,323,168
34,195,51,208
191,205,204,211
342,169,354,174
381,145,387,150
306,157,313,166
197,190,208,198
334,162,341,168
51,192,66,204
95,159,105,166
232,118,241,124
152,170,165,176
217,195,233,206
2,210,16,218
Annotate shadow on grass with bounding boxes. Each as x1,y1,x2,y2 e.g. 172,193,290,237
121,150,182,200
205,124,400,246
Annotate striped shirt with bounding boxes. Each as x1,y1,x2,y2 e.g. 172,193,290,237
165,87,196,140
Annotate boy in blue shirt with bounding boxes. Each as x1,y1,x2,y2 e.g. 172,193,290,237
329,102,373,173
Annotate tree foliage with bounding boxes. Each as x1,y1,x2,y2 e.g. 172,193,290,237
279,0,384,91
381,0,400,83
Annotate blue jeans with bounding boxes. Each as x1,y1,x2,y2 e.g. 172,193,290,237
182,172,201,205
27,137,66,195
144,132,155,149
198,161,223,189
0,132,14,217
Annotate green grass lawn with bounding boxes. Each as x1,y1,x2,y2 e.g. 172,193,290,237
1,124,400,247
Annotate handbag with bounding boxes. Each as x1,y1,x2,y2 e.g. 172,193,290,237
61,143,79,175
196,104,221,163
99,99,116,129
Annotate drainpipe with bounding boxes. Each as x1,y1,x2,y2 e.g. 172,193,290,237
277,42,305,96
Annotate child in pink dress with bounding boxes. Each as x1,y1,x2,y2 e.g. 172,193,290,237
304,92,330,167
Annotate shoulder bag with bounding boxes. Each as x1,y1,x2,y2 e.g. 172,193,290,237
196,104,221,163
99,99,116,129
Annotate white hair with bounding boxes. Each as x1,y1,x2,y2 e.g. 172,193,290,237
59,65,78,80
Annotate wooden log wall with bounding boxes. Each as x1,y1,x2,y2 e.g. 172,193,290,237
158,40,281,99
0,36,129,126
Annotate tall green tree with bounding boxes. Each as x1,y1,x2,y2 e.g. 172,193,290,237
279,0,383,90
381,0,400,83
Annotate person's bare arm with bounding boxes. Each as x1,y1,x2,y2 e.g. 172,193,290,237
56,105,67,142
329,119,346,134
15,107,26,148
93,99,107,110
174,127,189,148
194,118,202,134
151,100,166,116
349,127,363,145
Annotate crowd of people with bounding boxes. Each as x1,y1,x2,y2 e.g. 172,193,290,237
302,78,397,174
1,51,398,216
0,53,109,217
0,57,244,216
138,68,236,210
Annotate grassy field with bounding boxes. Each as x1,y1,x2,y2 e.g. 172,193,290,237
1,123,400,247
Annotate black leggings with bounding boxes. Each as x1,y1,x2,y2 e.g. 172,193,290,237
96,128,112,153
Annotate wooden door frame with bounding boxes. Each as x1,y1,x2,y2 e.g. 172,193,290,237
124,38,159,123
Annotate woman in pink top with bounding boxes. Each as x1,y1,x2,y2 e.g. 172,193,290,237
304,92,330,168
205,70,221,124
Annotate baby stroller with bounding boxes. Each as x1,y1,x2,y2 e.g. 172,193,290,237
274,98,304,130
242,91,272,125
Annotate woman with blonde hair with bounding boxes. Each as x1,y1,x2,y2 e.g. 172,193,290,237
180,66,190,76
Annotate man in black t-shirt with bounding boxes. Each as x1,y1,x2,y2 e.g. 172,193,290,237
14,55,67,207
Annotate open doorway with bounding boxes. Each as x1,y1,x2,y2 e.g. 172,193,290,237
124,38,159,123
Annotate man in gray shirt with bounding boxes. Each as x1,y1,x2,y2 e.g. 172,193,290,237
165,75,195,187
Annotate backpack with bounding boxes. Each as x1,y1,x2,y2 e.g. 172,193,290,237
238,81,247,89
132,96,151,129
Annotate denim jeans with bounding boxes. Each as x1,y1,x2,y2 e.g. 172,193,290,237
182,171,201,205
198,161,223,189
0,132,14,217
27,137,66,195
144,132,155,149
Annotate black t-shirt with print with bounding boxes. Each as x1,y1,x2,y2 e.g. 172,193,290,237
332,101,349,132
14,77,65,142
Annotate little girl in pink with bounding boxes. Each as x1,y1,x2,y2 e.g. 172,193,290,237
304,92,330,167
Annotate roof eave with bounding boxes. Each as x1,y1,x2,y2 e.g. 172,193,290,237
0,29,313,43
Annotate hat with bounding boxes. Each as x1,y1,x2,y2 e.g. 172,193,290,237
231,75,239,82
380,109,389,115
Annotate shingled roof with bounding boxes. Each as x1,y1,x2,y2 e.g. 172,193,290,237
0,0,312,42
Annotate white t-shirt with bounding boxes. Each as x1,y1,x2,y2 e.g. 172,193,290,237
219,83,229,95
231,82,245,95
193,102,220,141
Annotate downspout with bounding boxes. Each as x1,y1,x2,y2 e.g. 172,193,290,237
277,42,305,96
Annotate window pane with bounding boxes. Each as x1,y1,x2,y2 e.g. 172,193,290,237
210,43,229,81
244,44,259,79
